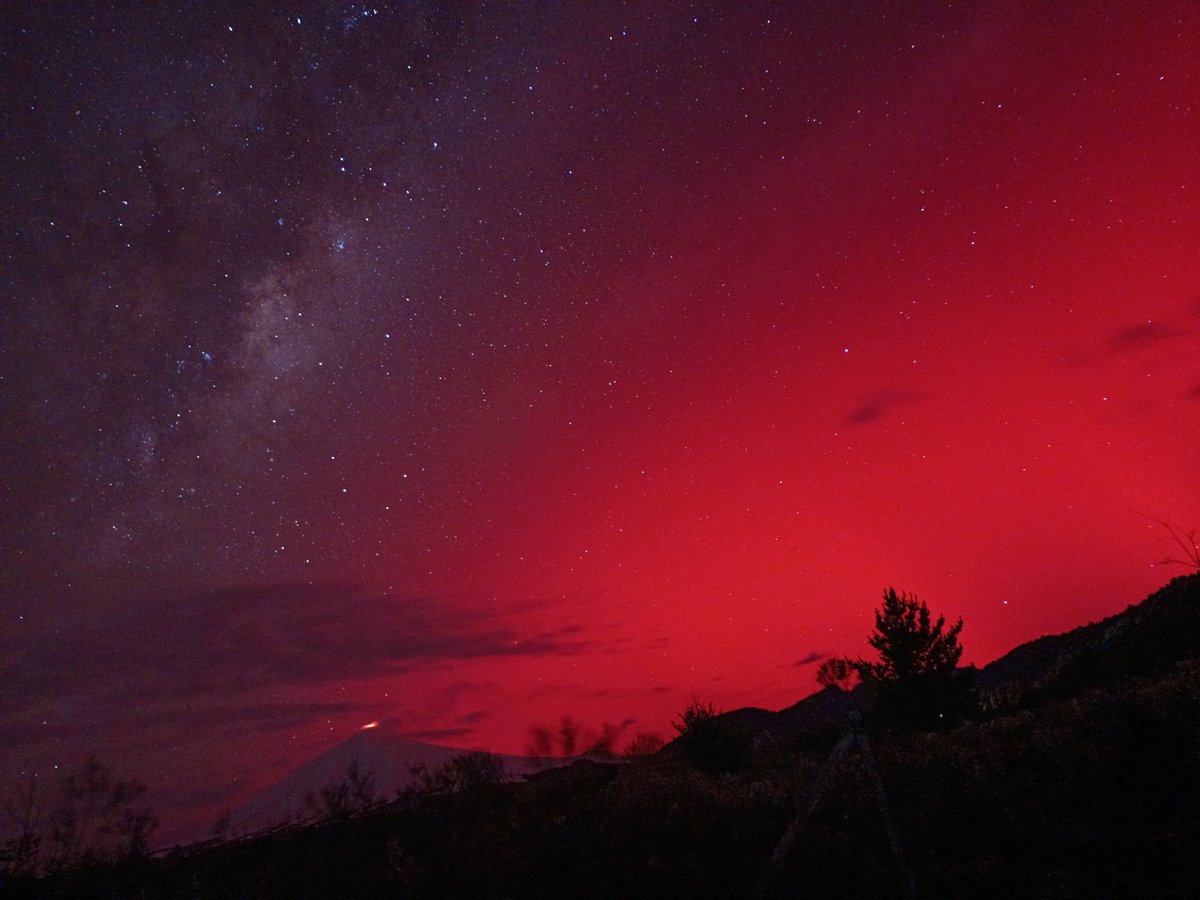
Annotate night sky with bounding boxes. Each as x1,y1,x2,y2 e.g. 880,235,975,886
3,3,1198,842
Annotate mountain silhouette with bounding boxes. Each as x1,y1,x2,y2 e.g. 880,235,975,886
673,572,1200,744
17,573,1200,898
976,571,1200,697
225,723,571,836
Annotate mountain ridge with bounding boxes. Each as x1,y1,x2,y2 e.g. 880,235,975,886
18,573,1200,897
697,571,1200,739
225,725,573,837
227,573,1200,837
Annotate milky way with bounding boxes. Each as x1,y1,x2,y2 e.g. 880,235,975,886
2,3,1198,842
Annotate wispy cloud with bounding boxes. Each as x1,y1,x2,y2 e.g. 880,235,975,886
793,651,830,667
3,582,599,725
846,389,923,425
1105,320,1188,354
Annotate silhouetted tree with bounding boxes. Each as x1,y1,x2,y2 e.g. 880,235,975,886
672,698,749,774
830,588,974,730
407,753,504,796
55,757,157,868
306,760,380,820
558,716,579,757
1,772,44,878
622,731,665,757
1,756,158,876
1145,515,1200,571
672,698,719,736
526,717,630,758
816,656,858,691
208,808,232,842
861,588,963,685
526,723,555,758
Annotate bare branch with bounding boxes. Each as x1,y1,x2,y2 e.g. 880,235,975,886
1141,513,1200,571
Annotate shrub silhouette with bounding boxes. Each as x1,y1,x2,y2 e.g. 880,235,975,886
673,699,750,774
526,716,632,758
306,759,380,820
815,656,858,691
406,752,504,796
1,756,157,878
830,588,974,730
11,577,1200,898
622,731,666,757
672,698,719,737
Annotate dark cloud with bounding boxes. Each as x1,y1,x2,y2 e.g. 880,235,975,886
213,702,366,736
113,701,364,739
2,582,597,717
793,651,831,667
405,727,478,741
1105,320,1188,353
846,389,924,425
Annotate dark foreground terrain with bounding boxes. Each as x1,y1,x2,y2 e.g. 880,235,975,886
6,574,1199,899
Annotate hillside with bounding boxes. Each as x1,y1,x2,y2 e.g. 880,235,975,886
225,725,567,837
9,573,1200,899
676,572,1200,744
977,571,1200,695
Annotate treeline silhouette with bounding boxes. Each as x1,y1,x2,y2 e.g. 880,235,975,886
4,573,1199,898
1,756,156,883
524,717,664,760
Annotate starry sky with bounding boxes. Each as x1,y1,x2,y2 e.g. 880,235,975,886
2,2,1198,843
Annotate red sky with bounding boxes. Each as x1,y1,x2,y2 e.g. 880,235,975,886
2,2,1198,844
